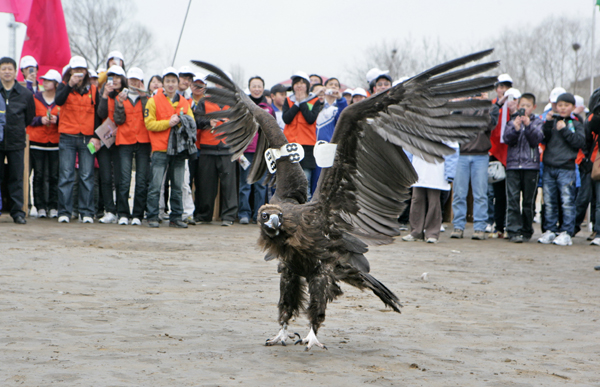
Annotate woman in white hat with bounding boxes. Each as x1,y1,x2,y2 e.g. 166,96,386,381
26,69,62,219
97,51,125,89
20,55,41,93
54,56,100,224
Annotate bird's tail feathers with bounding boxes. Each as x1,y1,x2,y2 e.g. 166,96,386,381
360,272,402,313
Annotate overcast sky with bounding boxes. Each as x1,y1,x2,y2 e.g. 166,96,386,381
0,0,596,88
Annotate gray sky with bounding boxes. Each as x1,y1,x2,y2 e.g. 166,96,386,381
0,0,595,88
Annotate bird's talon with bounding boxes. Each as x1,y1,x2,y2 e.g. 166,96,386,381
294,339,302,345
282,340,286,346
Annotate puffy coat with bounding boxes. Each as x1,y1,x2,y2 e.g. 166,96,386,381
0,81,35,150
503,114,544,170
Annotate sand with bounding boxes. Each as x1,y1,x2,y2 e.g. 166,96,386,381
1,217,599,386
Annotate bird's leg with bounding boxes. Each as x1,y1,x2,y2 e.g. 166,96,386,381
295,268,331,351
266,263,306,346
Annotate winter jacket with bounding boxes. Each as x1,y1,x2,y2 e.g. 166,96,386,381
489,97,509,165
0,93,5,142
0,81,35,151
167,114,197,157
410,141,459,191
455,103,499,155
316,97,347,142
144,89,193,152
503,114,543,170
542,117,585,170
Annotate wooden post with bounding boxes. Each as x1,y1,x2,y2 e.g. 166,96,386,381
22,134,30,215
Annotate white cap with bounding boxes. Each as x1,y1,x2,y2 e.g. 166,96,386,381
40,69,62,83
107,51,124,63
127,67,144,81
366,68,386,83
88,69,98,78
20,55,37,69
549,87,566,103
107,65,126,77
193,72,207,83
342,88,353,95
69,56,87,69
574,95,585,108
505,88,521,99
162,67,179,78
496,73,513,85
96,66,107,74
178,66,194,76
291,71,310,83
352,87,368,98
393,76,410,87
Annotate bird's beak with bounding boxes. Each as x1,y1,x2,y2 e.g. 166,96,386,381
265,214,280,230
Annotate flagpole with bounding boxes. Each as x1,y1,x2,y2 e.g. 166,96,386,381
172,0,192,66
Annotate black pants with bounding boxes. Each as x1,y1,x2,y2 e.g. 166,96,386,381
96,145,121,215
0,149,25,219
30,149,59,211
492,179,507,232
194,153,238,222
117,143,151,219
574,171,594,236
505,169,539,239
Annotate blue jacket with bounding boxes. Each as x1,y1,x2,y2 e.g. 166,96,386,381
316,97,347,142
503,114,544,170
0,93,5,142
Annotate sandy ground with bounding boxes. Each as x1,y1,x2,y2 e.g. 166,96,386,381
0,217,599,387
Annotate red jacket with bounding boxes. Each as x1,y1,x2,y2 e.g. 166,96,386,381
490,97,508,165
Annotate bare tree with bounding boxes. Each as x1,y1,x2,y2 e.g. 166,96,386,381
64,0,154,71
228,63,246,89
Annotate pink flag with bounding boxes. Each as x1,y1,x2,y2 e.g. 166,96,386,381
17,0,71,82
0,0,33,24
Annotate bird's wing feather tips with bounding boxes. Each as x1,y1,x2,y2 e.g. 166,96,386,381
313,49,498,246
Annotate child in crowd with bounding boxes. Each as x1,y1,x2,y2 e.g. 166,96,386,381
502,93,543,243
538,93,586,246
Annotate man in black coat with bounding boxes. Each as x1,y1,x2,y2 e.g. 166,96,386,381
0,57,35,224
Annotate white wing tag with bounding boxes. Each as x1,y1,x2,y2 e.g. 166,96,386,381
314,140,337,168
264,143,305,173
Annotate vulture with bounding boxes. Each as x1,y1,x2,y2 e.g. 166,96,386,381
191,49,499,351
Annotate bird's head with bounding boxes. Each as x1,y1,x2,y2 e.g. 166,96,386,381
258,204,284,238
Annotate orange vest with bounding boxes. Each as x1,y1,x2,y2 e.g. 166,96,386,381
58,84,97,136
27,96,60,144
283,97,318,145
199,100,229,147
148,91,190,152
108,97,150,146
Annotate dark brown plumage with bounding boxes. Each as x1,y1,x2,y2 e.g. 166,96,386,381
191,49,499,351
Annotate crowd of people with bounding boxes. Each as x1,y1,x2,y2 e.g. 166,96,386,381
0,52,598,248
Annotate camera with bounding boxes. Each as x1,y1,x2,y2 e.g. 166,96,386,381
107,76,113,86
552,114,563,120
325,89,335,96
516,108,526,117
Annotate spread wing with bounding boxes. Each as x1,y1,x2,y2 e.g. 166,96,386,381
190,60,308,204
313,49,499,245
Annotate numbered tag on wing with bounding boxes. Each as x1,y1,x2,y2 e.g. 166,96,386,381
264,143,304,173
314,140,337,168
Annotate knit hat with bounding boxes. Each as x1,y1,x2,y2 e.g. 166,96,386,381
556,93,575,106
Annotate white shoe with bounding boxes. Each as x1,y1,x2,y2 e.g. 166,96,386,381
552,231,572,246
49,209,58,218
82,216,94,224
484,223,494,233
118,217,129,225
38,209,47,218
426,237,438,243
58,215,70,223
440,224,445,232
590,237,600,246
99,212,117,224
402,234,423,242
131,218,142,226
537,230,556,244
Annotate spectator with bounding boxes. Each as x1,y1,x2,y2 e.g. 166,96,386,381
97,51,125,88
177,66,194,99
148,75,162,94
270,84,287,130
586,92,600,246
19,55,41,93
451,93,500,240
89,70,99,88
351,88,368,104
503,93,543,243
538,93,586,246
144,67,194,229
402,142,458,243
96,65,127,224
188,74,207,222
373,72,392,95
27,69,62,219
574,95,595,238
55,56,100,224
342,88,353,105
0,91,4,215
366,67,386,94
193,74,237,226
0,57,35,224
112,67,151,226
309,74,322,87
313,77,348,185
238,76,270,224
282,71,323,198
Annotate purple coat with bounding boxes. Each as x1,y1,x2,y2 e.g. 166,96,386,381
503,114,543,170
